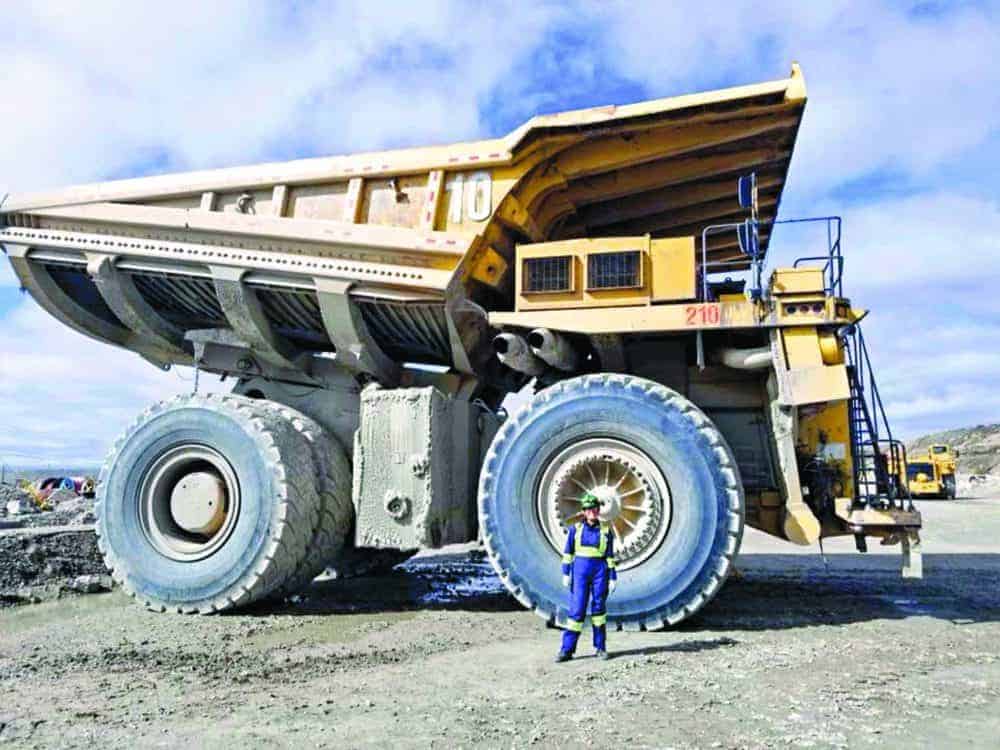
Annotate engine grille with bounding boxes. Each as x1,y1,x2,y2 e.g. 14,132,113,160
587,250,642,290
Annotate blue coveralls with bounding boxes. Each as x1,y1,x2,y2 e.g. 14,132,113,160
560,521,617,654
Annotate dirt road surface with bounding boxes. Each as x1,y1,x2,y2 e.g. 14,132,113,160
1,495,998,749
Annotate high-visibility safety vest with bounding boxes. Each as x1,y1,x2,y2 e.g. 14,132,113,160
574,522,611,558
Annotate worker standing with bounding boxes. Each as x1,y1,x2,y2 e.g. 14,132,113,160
555,493,617,662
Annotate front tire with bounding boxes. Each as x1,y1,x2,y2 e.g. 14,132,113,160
479,374,744,630
943,475,957,500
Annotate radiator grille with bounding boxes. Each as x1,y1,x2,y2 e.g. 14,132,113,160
587,250,641,290
523,256,572,293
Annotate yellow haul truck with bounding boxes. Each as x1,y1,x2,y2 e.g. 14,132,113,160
0,65,922,626
908,445,958,499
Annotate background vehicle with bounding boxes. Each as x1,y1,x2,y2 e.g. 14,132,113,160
0,65,921,627
907,445,957,499
928,444,958,498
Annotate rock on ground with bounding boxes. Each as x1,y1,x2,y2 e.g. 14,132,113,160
0,530,106,605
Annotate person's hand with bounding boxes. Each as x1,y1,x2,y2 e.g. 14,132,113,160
609,579,617,594
562,575,571,589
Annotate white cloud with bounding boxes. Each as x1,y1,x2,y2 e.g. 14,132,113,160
0,257,15,287
762,191,1000,302
0,1,567,195
594,1,1000,197
0,299,226,465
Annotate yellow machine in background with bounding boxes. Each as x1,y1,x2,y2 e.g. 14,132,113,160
908,444,958,499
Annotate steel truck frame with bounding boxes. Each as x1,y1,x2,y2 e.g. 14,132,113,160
0,64,921,626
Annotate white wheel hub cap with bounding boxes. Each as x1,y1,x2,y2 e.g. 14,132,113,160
139,444,240,562
536,437,671,570
170,471,227,535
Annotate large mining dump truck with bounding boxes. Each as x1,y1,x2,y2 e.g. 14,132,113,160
0,65,922,626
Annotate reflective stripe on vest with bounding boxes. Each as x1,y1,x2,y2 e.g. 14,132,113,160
574,522,609,558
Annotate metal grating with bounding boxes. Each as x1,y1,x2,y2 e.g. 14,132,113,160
44,264,124,328
359,301,451,365
131,273,226,329
587,251,641,290
523,256,572,293
256,288,332,349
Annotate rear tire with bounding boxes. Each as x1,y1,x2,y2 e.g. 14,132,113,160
479,374,744,630
266,403,354,598
96,394,321,613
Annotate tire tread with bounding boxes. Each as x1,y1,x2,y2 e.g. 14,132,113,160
95,393,322,614
478,373,745,630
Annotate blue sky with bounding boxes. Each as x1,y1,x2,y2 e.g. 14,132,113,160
1,0,999,464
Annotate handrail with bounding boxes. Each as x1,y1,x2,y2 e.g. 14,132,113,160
699,215,843,301
773,216,843,296
877,438,911,506
845,323,908,508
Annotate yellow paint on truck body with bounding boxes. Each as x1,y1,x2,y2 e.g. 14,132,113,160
514,235,696,311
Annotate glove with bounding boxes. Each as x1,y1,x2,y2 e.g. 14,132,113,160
562,575,571,589
609,579,617,594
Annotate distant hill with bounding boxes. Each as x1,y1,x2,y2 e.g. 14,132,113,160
907,424,1000,475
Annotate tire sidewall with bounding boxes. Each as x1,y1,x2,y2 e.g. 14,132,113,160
481,376,741,626
99,403,277,606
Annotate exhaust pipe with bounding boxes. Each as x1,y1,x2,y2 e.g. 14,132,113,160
493,333,547,376
528,328,579,372
715,346,772,370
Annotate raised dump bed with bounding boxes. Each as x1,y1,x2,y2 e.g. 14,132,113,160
1,66,805,383
0,65,921,626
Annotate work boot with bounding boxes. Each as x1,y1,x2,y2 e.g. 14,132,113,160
554,651,572,663
595,649,610,660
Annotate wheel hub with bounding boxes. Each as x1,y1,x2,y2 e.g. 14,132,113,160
170,471,227,535
139,445,240,562
536,438,671,570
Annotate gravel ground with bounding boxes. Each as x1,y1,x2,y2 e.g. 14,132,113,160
0,495,998,748
0,529,105,602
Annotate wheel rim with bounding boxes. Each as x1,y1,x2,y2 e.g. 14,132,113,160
535,437,671,571
138,444,241,562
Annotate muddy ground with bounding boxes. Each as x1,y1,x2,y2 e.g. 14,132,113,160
1,494,998,749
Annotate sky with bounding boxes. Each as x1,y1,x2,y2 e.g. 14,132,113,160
1,0,998,465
